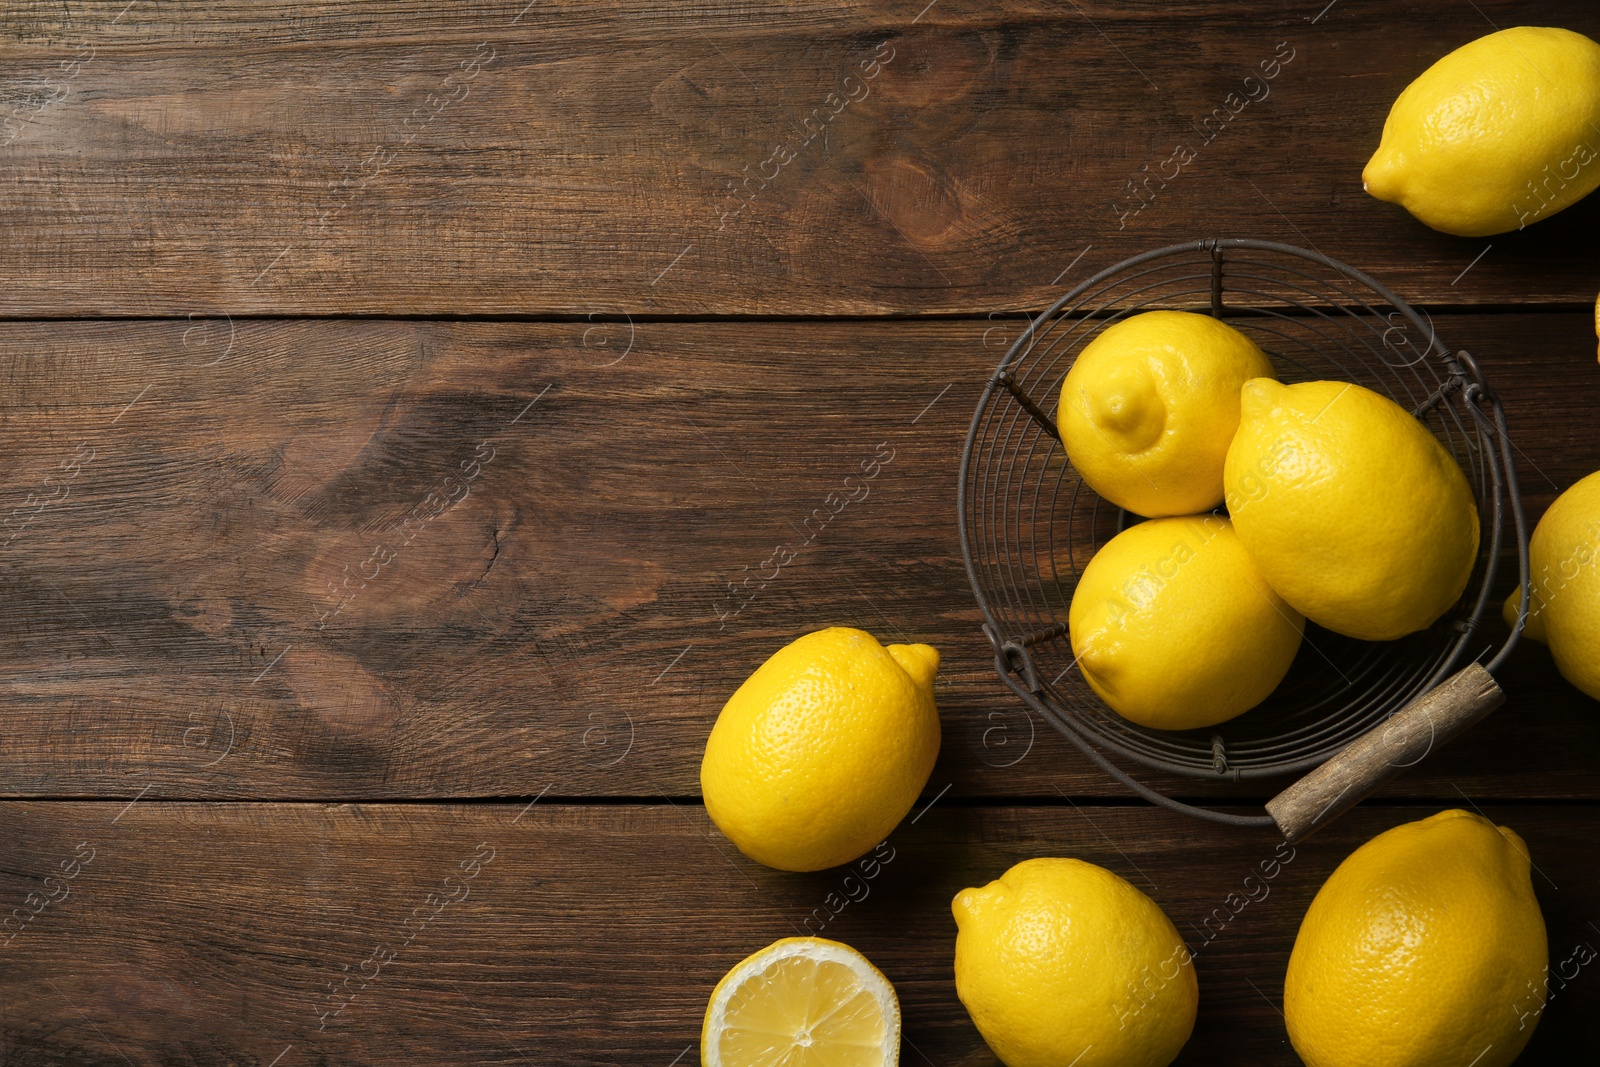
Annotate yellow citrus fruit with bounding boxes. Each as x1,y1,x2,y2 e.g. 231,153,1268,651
700,627,940,872
1223,379,1480,641
1363,26,1600,236
1068,515,1303,729
1059,310,1276,517
952,857,1197,1067
1285,810,1548,1067
1502,469,1600,700
702,937,900,1067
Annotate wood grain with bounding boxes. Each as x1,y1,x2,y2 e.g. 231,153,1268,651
0,314,1592,801
0,801,1592,1066
1,1,1598,316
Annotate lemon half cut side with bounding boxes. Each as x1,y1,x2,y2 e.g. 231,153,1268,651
702,937,901,1067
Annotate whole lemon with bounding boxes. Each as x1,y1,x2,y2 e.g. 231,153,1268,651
1363,27,1600,236
1068,515,1304,730
953,857,1197,1067
1285,810,1548,1067
1502,470,1600,700
700,627,940,872
1223,379,1479,641
1059,310,1276,517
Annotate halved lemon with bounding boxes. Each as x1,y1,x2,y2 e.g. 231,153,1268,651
701,937,901,1067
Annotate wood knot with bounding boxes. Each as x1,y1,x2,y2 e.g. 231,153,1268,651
277,647,402,740
303,494,515,634
860,154,963,245
870,30,997,110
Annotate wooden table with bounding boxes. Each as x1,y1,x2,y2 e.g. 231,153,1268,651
2,2,1597,1063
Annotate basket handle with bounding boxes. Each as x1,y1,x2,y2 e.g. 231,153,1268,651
1265,664,1504,842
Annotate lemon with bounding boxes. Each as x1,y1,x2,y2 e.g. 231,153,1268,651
1068,515,1303,729
1285,810,1548,1067
1363,27,1600,236
700,627,940,872
1502,470,1600,700
952,858,1197,1067
1223,379,1479,641
702,937,900,1067
1059,310,1276,517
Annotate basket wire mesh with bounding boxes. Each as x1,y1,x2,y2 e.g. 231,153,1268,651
959,239,1528,824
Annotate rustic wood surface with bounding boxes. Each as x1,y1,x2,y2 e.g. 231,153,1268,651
3,1,1599,1064
0,314,1593,802
0,803,1596,1066
0,1,1598,316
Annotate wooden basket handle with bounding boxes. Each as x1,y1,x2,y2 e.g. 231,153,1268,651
1265,664,1504,843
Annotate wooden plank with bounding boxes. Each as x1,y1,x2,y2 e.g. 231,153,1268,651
0,801,1593,1064
0,314,1593,800
1,1,1597,315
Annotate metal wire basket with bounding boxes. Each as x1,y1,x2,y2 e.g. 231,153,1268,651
959,239,1530,836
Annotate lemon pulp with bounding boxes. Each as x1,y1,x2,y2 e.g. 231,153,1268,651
703,938,900,1067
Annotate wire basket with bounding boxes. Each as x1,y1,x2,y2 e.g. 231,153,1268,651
959,239,1529,832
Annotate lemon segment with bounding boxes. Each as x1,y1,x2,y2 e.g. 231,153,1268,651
1059,310,1276,517
1363,26,1600,236
700,627,941,872
1068,515,1303,730
1223,378,1479,641
1502,469,1600,699
1284,810,1548,1067
952,858,1197,1067
703,938,901,1067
